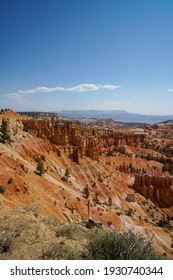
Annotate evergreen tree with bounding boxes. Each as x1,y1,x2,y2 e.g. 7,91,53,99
0,119,10,143
108,196,112,207
23,123,29,132
36,160,45,176
65,168,70,181
93,192,99,204
83,184,90,198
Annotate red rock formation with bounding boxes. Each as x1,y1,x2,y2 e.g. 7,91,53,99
114,133,146,147
22,119,100,162
22,119,148,163
134,174,173,207
0,110,30,136
99,131,146,148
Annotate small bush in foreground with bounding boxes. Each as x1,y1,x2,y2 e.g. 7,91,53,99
42,242,85,260
87,229,166,260
42,216,60,227
0,234,14,254
56,223,87,240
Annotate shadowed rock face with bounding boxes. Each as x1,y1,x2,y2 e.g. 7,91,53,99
134,174,173,207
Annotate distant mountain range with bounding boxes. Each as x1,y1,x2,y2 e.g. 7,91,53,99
56,110,173,124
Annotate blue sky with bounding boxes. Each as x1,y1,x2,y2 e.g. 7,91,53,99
1,0,173,114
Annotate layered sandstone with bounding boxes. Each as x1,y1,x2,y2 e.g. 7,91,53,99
134,174,173,207
22,119,147,162
20,117,173,210
0,110,30,136
22,119,100,161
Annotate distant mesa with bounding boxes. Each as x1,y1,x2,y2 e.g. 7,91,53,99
53,110,173,124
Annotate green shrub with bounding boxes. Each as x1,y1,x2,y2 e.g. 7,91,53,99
42,242,85,260
42,216,60,227
0,119,10,143
36,160,45,176
56,223,87,240
0,234,14,253
83,185,90,198
93,192,99,204
87,229,165,260
0,185,5,194
23,123,29,132
156,215,170,228
8,178,13,184
108,197,112,207
127,209,133,216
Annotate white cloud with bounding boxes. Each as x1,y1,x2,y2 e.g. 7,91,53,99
18,89,37,94
168,88,173,92
18,86,65,94
67,83,100,92
99,84,121,90
35,86,65,92
6,92,23,99
5,83,121,97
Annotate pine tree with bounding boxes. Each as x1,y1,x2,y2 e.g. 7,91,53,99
0,119,10,143
36,160,45,176
65,168,70,181
108,196,112,207
93,192,99,204
83,185,90,198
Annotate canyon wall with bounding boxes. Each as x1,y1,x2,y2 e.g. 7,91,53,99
134,174,173,207
22,120,147,162
100,132,146,148
22,120,100,162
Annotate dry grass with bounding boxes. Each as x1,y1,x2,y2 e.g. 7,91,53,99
0,206,169,260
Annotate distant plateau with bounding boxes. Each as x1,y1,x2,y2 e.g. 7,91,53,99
55,110,173,124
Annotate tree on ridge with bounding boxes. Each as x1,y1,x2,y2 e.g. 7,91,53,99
0,119,11,143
